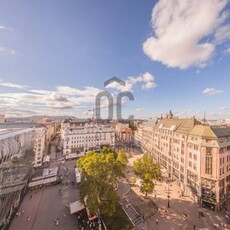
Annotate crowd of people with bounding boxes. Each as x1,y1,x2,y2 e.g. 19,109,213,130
76,210,104,230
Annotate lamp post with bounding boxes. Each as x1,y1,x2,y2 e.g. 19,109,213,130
167,180,170,208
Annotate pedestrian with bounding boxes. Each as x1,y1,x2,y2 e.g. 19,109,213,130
30,194,32,199
27,216,30,221
156,219,159,225
193,225,196,229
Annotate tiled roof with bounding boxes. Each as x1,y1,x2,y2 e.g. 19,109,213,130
189,125,216,138
155,118,200,134
211,126,230,138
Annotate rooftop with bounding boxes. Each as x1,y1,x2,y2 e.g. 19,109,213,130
0,128,34,141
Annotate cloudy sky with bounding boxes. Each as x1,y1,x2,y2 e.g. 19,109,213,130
0,0,230,120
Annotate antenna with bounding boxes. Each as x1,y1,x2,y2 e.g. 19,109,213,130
88,107,97,124
204,111,206,124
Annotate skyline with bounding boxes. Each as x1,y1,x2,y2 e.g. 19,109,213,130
0,0,230,120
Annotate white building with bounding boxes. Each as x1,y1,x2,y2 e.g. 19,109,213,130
33,126,47,167
0,115,5,123
62,124,115,155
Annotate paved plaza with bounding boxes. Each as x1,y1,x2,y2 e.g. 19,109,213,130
8,147,230,230
124,149,230,230
9,159,80,230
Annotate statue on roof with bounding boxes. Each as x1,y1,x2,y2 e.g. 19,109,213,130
169,110,173,118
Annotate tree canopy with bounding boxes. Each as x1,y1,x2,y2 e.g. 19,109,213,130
77,148,128,216
133,154,162,197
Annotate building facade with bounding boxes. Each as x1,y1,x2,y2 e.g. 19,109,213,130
62,124,115,155
0,128,35,229
0,115,5,123
0,122,57,168
33,127,47,167
136,116,230,211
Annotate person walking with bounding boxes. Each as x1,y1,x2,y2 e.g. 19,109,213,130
156,219,159,225
193,225,196,229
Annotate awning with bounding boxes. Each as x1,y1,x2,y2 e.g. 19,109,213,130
69,200,85,214
43,155,50,163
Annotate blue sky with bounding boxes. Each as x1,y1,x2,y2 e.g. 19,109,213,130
0,0,230,119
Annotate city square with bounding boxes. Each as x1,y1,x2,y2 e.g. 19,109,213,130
1,1,230,229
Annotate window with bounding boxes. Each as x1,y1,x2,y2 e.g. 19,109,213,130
189,161,192,167
206,147,212,154
189,152,192,158
194,154,197,160
193,163,197,171
205,153,212,175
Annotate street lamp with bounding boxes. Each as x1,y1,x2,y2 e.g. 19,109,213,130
167,180,170,208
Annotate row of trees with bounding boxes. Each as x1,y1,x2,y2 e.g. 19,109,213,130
77,147,162,216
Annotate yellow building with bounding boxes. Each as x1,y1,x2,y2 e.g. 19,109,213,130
137,116,230,211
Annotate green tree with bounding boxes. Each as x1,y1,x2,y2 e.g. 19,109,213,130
129,120,137,130
117,149,128,166
133,154,162,197
127,177,136,186
77,150,127,216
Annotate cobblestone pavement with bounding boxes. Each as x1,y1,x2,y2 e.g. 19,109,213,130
9,159,80,230
124,151,229,230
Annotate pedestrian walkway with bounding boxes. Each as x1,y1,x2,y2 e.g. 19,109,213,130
117,180,143,228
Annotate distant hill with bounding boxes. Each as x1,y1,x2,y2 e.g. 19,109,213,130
5,115,79,122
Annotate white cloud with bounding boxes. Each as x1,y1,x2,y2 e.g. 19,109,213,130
214,24,230,44
219,106,228,111
0,83,104,117
143,0,229,69
0,25,13,31
0,46,16,55
105,72,157,92
0,80,27,89
203,87,224,95
136,108,145,112
225,47,230,54
0,74,154,117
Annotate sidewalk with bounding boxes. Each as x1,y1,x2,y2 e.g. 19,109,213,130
117,180,143,228
9,159,80,230
124,151,229,230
